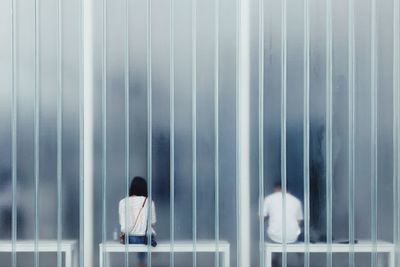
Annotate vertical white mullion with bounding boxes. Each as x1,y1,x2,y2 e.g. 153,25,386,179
235,0,250,267
191,0,198,264
169,0,175,264
79,0,84,262
370,0,378,265
56,0,63,265
79,0,83,264
124,0,130,264
348,0,356,265
82,0,94,263
394,0,400,265
394,70,399,267
236,0,241,264
191,0,197,265
258,0,265,265
34,0,40,265
303,0,310,266
214,0,220,265
101,0,107,265
146,0,153,264
192,0,197,267
11,0,17,264
325,0,333,265
237,0,251,265
281,0,288,265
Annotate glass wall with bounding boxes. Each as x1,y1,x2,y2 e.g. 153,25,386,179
252,0,400,266
0,0,81,266
0,0,399,266
92,0,238,266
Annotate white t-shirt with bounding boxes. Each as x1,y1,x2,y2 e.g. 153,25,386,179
263,191,303,243
119,196,156,236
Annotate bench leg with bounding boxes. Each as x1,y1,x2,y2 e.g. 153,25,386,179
265,250,272,267
106,252,111,267
65,250,72,267
100,251,111,267
389,251,395,267
99,250,103,267
223,250,230,267
73,248,78,267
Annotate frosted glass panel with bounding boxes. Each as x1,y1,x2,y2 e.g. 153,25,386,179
1,0,399,266
0,0,81,266
92,0,238,266
254,0,399,266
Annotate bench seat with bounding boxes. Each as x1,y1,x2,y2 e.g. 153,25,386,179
99,240,230,267
0,240,77,267
265,241,395,267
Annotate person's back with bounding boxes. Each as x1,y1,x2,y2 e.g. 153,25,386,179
263,187,303,243
118,177,157,267
119,195,156,236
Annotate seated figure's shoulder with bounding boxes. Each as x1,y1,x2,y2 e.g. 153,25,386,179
119,197,127,206
293,195,302,205
264,194,273,203
285,193,297,205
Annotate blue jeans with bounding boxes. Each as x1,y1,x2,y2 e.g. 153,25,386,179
128,236,146,261
129,235,147,244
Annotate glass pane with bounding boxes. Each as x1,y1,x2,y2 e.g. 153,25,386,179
0,0,81,266
1,0,398,266
92,0,238,266
0,1,12,266
254,0,398,266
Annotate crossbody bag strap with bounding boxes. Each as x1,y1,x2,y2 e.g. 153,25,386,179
128,197,147,234
145,199,150,237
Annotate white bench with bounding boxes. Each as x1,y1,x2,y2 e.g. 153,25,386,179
0,240,77,267
99,240,230,267
265,241,395,267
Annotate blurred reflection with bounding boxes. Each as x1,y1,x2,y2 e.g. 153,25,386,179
0,170,13,239
0,170,26,239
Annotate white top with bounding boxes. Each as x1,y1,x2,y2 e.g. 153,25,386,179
119,196,156,236
263,191,303,243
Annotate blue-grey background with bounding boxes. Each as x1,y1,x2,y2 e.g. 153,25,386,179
0,0,397,266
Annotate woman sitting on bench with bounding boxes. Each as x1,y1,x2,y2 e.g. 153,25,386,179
119,176,157,267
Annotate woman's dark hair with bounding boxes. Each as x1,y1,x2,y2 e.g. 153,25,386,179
129,176,148,197
273,181,282,189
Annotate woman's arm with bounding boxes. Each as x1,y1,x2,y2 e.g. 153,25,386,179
151,201,156,225
119,200,126,233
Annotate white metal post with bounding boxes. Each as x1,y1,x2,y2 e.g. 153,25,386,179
83,0,94,265
238,0,250,266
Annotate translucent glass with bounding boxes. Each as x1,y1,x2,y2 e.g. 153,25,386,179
92,0,238,266
331,0,351,266
253,0,398,266
0,0,13,266
0,0,81,266
1,0,399,265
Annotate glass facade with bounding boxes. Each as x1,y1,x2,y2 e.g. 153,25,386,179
0,0,399,266
0,0,81,266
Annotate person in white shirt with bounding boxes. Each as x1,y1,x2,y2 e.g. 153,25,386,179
263,181,303,243
119,176,156,266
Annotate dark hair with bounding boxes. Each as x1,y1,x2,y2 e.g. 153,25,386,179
273,181,282,189
129,176,148,197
